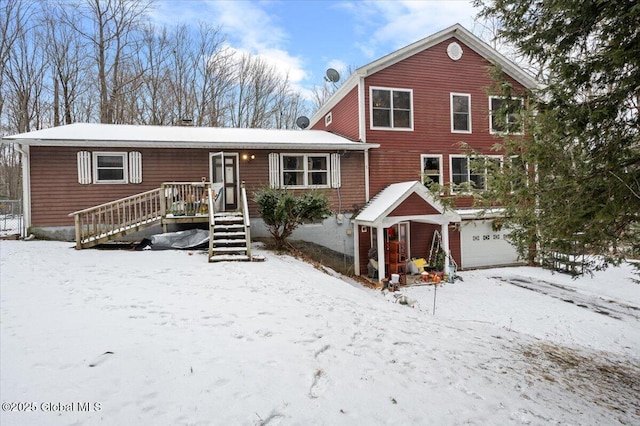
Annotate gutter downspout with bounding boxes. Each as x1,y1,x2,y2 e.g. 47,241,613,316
15,143,30,237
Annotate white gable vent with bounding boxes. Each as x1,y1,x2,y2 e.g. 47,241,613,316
447,42,463,61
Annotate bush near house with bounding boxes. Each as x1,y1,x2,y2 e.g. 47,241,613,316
254,187,331,251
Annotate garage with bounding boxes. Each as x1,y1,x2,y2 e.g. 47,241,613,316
460,219,520,269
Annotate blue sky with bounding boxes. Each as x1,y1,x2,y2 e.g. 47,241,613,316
150,0,481,99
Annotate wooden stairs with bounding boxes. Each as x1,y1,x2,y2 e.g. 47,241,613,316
70,182,252,263
208,211,251,262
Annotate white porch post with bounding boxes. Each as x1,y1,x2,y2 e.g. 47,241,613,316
441,222,450,276
376,226,385,282
353,221,360,277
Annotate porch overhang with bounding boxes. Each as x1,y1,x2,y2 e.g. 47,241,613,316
352,181,461,282
353,181,461,227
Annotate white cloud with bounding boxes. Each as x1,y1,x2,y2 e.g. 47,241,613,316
150,1,308,86
345,0,480,58
210,2,307,84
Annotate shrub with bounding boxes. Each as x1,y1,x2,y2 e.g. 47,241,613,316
254,187,331,250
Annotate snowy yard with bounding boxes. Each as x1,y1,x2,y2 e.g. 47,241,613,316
1,240,639,425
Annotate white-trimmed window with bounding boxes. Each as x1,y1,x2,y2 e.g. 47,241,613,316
450,155,502,192
451,93,471,133
281,154,330,188
489,96,523,134
370,87,413,130
77,151,142,184
421,154,443,188
93,152,128,184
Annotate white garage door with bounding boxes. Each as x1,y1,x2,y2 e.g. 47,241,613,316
460,220,520,269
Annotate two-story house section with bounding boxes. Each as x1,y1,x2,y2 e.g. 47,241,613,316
309,23,538,278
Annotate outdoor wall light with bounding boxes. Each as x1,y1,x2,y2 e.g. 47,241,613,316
241,153,256,162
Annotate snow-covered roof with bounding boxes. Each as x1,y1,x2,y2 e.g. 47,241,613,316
310,23,538,127
354,181,460,226
3,123,379,151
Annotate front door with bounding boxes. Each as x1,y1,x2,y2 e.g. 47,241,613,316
210,152,239,211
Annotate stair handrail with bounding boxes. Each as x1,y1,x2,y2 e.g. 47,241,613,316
240,181,251,258
207,187,216,260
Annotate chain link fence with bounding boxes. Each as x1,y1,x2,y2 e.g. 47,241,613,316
0,200,23,237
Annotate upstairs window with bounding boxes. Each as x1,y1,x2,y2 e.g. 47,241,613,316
490,96,523,134
370,87,413,130
451,93,471,133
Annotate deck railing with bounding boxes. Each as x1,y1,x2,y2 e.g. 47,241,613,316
162,182,211,217
70,182,212,249
70,188,163,249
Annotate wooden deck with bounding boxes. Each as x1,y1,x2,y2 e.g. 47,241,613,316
69,182,251,261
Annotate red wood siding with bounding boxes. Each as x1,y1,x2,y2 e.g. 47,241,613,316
30,146,367,227
388,193,440,216
360,36,527,207
358,226,373,276
311,86,360,141
409,222,434,260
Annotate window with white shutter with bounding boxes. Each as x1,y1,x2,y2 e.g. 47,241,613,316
77,151,92,184
128,151,143,184
330,153,341,188
268,153,280,188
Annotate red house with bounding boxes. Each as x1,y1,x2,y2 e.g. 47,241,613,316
4,23,536,279
308,23,537,279
5,124,378,261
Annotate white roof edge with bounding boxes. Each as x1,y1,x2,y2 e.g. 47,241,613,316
7,139,379,151
355,181,461,225
456,207,506,220
310,24,538,127
364,24,537,89
309,73,360,127
2,123,379,151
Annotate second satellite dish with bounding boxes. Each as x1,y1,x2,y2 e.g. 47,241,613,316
325,68,340,83
296,116,310,129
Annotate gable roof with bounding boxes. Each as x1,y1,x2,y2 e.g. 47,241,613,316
3,123,379,151
354,181,460,226
310,23,537,127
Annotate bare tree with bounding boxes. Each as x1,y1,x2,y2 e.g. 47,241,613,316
62,0,151,123
229,54,283,128
134,23,174,124
192,23,234,127
0,0,32,130
45,2,89,125
1,0,48,199
167,24,196,125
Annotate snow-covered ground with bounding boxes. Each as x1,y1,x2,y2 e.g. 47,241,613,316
1,240,639,425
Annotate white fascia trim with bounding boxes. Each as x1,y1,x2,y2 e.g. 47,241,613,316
309,72,361,127
363,24,538,90
455,208,506,220
15,139,379,151
358,76,366,143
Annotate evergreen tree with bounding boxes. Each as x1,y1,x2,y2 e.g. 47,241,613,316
473,0,640,271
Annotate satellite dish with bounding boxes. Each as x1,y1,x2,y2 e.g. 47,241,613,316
296,116,310,129
325,68,340,83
